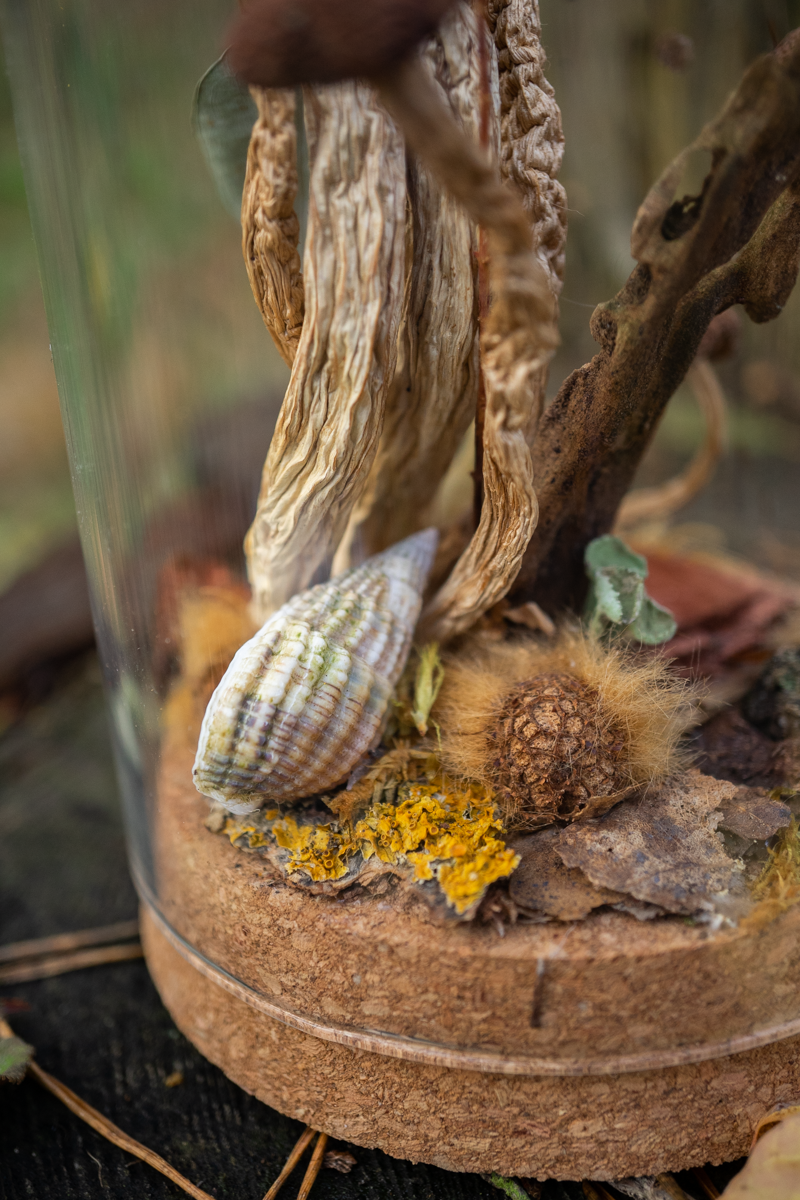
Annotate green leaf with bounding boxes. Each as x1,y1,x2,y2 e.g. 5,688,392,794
192,55,257,219
583,534,676,645
628,595,678,645
484,1173,534,1199
0,1035,33,1084
584,534,648,579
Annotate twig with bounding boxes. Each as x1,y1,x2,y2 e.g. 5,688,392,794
297,1132,327,1199
263,1126,316,1200
691,1166,721,1199
0,1017,216,1200
614,358,728,531
0,919,139,964
0,942,143,985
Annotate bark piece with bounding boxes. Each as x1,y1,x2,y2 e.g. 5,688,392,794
508,829,623,921
716,786,791,842
337,4,484,564
513,38,800,613
694,708,797,790
557,770,747,917
241,87,304,366
245,82,407,620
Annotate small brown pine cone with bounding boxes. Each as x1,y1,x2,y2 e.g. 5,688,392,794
487,672,629,829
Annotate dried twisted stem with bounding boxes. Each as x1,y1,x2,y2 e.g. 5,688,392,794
489,0,567,442
242,87,304,366
336,2,486,566
245,82,407,619
377,53,558,641
513,35,800,613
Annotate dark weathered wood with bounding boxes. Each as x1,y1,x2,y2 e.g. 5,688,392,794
512,38,800,613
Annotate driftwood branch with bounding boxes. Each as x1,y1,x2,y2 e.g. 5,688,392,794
511,35,800,613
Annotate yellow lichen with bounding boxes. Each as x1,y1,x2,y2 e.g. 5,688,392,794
221,776,519,914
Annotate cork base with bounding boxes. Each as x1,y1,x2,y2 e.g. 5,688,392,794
146,740,800,1179
142,905,800,1180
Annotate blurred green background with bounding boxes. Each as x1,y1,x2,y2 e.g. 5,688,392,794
1,0,800,598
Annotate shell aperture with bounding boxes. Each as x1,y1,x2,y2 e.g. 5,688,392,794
193,529,438,811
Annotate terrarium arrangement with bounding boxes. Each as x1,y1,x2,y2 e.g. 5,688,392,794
13,0,800,1191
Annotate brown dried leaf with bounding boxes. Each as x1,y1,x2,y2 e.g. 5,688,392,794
508,829,623,921
716,786,791,841
242,87,304,366
720,1110,800,1199
557,770,747,916
336,4,485,564
245,82,407,618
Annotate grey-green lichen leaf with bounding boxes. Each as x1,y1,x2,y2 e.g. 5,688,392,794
192,54,257,219
584,535,677,645
0,1035,33,1084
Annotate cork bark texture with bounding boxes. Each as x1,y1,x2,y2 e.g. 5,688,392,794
155,740,800,1070
143,905,800,1180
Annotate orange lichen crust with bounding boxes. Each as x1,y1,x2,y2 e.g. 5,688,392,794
435,628,696,831
222,777,519,916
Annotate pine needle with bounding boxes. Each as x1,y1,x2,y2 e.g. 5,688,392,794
0,1017,216,1200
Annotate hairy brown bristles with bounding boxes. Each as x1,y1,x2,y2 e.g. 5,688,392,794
434,630,698,831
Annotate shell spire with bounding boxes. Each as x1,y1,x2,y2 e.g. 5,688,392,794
193,529,438,812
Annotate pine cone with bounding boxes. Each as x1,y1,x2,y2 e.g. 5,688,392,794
487,672,629,829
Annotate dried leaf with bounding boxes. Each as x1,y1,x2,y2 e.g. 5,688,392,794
323,1149,357,1174
720,1110,800,1198
508,830,623,921
242,86,305,366
557,770,747,916
337,4,485,562
193,55,258,219
716,786,791,841
615,1178,690,1200
245,82,407,619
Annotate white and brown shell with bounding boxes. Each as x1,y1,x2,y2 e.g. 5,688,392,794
193,529,438,812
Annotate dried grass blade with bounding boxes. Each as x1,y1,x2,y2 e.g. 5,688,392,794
245,82,407,618
242,87,304,366
337,4,489,564
262,1125,316,1200
297,1132,328,1200
0,942,143,986
0,919,139,964
0,1019,216,1200
614,358,728,530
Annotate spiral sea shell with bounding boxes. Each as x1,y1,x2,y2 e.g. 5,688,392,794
193,529,438,812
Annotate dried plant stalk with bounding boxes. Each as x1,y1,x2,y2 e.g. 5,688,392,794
245,82,407,619
376,55,558,642
242,87,304,366
489,0,567,290
489,0,568,441
614,359,728,531
337,3,488,565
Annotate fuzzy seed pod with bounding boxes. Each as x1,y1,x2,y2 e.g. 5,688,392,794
487,671,629,829
435,630,696,832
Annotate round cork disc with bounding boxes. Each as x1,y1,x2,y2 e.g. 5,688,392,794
146,742,800,1180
